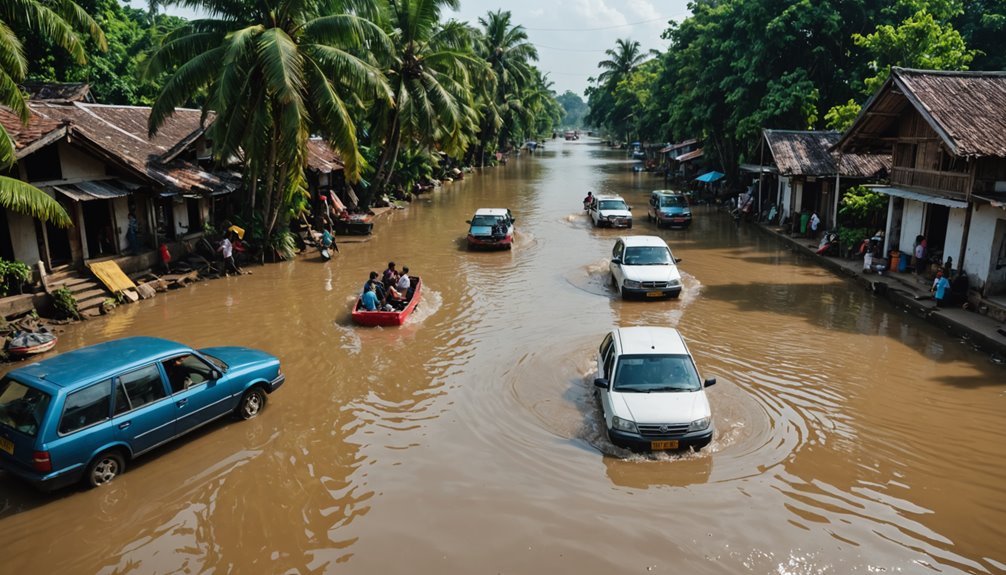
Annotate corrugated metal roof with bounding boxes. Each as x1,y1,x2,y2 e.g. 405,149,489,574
676,148,704,162
871,186,968,208
50,180,131,201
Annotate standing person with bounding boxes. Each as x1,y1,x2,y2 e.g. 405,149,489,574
914,236,927,275
932,270,951,307
159,243,172,274
126,212,139,254
809,211,821,239
217,231,241,275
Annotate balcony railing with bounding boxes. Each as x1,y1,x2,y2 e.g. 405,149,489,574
890,167,970,196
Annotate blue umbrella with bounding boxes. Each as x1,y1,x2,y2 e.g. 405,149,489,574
694,171,725,183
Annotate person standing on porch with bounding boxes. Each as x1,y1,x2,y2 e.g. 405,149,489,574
914,237,927,275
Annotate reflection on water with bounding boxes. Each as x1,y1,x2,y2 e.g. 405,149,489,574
2,139,1005,574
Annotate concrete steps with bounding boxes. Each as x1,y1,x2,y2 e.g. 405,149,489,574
46,268,112,317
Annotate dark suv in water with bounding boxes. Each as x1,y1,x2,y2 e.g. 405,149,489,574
647,190,692,229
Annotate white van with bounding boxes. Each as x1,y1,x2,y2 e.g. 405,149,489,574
594,327,715,451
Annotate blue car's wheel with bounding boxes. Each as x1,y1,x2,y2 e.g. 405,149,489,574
237,387,266,420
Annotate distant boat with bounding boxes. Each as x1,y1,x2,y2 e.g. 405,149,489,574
6,330,57,356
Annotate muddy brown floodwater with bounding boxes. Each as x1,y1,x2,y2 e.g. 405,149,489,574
3,139,1006,574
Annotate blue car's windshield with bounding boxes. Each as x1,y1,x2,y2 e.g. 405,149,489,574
659,195,687,208
622,246,674,265
613,355,701,392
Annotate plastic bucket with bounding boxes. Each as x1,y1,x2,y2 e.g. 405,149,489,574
898,253,908,272
889,250,900,271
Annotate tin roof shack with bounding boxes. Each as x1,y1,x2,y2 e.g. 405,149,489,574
658,139,704,183
741,130,888,230
1,101,234,274
835,67,1006,301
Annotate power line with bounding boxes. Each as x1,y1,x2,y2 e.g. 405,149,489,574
523,15,682,32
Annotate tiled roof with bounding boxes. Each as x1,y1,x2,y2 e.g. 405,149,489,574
766,130,888,177
27,102,232,194
837,68,1006,158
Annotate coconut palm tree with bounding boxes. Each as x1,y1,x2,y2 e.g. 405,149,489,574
0,0,106,227
587,38,649,140
147,0,392,239
597,38,647,88
367,0,484,200
472,9,537,165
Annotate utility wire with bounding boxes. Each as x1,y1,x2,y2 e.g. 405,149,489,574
523,15,684,32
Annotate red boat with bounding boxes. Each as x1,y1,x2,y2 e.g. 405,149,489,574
6,330,57,356
351,277,422,327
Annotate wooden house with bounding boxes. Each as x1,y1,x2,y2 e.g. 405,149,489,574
835,67,1006,300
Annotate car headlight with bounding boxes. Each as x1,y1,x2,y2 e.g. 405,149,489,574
623,279,642,288
688,417,710,432
612,416,638,433
668,279,681,287
683,211,691,217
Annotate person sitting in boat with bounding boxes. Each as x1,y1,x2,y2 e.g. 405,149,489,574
363,271,386,302
396,266,411,295
361,283,380,311
382,261,399,289
383,284,407,310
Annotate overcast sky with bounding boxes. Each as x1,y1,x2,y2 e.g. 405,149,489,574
132,0,692,97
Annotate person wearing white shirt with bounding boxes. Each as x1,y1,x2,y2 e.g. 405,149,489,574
397,267,411,291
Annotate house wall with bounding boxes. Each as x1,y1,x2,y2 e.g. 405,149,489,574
172,198,189,236
962,205,1006,292
897,200,927,251
943,208,968,271
112,196,130,252
57,141,107,182
7,211,40,264
793,180,804,213
779,178,792,222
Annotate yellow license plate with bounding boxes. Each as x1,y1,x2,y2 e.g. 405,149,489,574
0,436,13,455
646,291,663,297
651,440,679,450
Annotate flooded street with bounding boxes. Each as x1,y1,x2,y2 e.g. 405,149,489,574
3,139,1006,574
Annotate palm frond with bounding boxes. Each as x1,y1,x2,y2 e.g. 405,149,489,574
0,176,72,227
148,46,226,136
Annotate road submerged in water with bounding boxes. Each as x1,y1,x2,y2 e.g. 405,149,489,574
2,139,1005,574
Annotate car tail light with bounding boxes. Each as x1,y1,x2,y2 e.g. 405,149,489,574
33,451,52,473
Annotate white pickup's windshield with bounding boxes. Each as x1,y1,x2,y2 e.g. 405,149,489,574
471,215,500,227
613,355,701,392
598,200,628,211
622,246,674,265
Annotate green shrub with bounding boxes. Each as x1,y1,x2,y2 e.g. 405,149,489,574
0,259,32,297
52,286,80,320
269,230,297,261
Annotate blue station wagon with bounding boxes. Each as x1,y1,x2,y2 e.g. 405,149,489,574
0,337,284,490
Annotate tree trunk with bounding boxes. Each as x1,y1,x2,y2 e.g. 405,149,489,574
373,115,402,198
